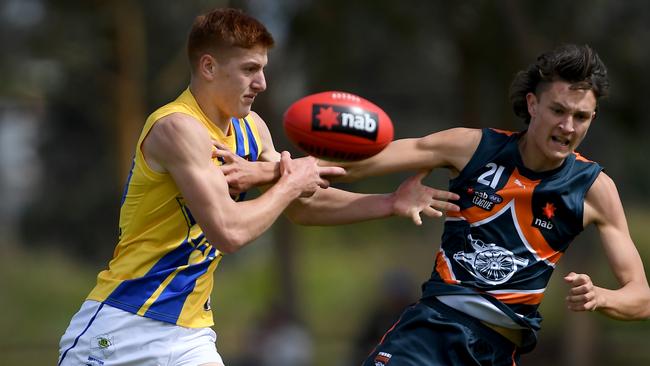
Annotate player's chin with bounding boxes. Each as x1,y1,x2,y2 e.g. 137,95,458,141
233,105,253,118
546,151,571,164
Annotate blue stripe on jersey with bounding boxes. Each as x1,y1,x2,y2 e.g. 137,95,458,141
231,117,246,157
177,197,197,227
120,159,135,206
243,118,259,162
231,117,259,201
144,246,217,323
105,240,196,312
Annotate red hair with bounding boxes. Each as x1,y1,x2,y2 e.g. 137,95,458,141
187,8,274,70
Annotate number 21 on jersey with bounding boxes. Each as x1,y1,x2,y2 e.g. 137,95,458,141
477,163,505,189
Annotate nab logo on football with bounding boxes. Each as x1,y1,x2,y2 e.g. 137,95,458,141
311,104,378,140
283,90,393,161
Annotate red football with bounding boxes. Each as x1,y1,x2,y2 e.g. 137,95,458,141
283,91,394,161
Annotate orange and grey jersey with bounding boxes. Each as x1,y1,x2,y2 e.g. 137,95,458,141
422,128,601,347
86,88,263,328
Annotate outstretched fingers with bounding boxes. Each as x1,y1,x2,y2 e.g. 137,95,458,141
431,189,460,212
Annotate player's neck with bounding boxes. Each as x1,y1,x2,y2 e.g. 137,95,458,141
189,84,231,134
518,134,565,173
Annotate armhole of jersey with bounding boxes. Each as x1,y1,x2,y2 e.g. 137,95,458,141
449,128,489,187
578,163,604,228
244,115,264,159
136,108,183,181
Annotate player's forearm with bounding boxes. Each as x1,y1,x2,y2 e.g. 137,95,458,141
319,138,434,183
230,161,280,191
595,283,650,320
208,177,305,253
285,188,394,226
319,157,388,183
252,161,281,185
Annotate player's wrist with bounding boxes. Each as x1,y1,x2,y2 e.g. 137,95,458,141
383,192,401,217
265,161,282,183
276,172,312,200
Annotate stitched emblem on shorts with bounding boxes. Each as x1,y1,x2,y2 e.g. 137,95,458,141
374,351,392,365
90,334,115,358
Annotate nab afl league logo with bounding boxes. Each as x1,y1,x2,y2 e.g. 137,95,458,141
311,104,379,140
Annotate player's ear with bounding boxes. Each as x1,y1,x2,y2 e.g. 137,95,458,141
526,92,537,118
198,54,217,80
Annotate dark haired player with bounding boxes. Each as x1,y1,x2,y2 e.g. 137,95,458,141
334,44,650,365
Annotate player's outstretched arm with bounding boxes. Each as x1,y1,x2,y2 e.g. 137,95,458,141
326,127,483,183
284,170,460,226
568,172,650,319
142,112,343,254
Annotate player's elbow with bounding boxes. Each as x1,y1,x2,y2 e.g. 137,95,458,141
615,284,650,320
209,229,249,254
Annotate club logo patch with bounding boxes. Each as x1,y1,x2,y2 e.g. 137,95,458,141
453,235,529,285
311,104,379,140
374,351,392,366
90,334,115,358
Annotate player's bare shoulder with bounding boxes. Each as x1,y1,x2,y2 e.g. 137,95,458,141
417,127,482,172
143,113,212,172
583,171,623,227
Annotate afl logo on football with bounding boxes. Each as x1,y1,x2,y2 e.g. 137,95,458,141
311,104,379,140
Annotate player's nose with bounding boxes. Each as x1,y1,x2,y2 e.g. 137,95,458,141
558,116,575,133
252,71,266,92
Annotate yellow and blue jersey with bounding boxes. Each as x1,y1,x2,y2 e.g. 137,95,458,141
87,88,263,328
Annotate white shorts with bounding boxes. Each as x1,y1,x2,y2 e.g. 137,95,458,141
58,300,224,366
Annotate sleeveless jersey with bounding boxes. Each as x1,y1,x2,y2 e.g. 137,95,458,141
87,88,263,328
422,128,601,350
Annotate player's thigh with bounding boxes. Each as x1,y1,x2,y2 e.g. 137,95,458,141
363,300,515,366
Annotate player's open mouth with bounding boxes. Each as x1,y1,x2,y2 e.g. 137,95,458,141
551,136,570,147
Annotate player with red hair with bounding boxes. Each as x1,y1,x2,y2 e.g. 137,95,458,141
57,8,457,366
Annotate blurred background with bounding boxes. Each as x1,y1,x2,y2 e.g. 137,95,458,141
1,0,649,365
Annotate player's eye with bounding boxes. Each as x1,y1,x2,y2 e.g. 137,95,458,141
242,65,257,74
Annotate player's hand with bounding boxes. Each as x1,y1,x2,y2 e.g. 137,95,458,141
564,272,600,313
391,170,460,225
294,156,347,181
212,141,258,194
278,152,345,198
